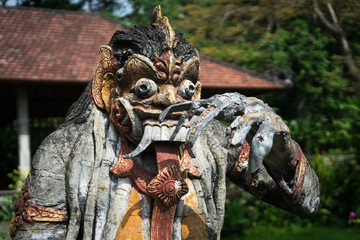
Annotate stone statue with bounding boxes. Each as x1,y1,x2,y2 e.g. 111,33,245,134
10,6,320,240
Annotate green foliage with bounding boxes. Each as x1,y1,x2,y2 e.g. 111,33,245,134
0,169,25,226
221,181,312,238
0,170,21,224
122,0,200,26
17,0,123,12
0,122,18,190
226,226,360,240
192,17,360,154
180,0,360,233
311,152,360,226
177,0,360,155
222,149,360,237
0,170,25,234
7,168,27,198
0,195,15,221
0,118,61,191
0,168,26,223
19,0,84,10
349,218,360,228
221,183,252,236
4,0,360,236
348,210,360,228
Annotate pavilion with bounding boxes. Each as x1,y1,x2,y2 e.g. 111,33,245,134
0,6,286,182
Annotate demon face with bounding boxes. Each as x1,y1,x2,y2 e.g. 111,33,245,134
92,6,202,157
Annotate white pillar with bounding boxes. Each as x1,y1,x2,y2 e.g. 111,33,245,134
17,87,31,172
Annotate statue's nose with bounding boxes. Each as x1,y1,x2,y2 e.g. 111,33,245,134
153,86,181,107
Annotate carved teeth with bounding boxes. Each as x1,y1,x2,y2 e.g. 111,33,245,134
161,125,171,141
143,120,190,142
151,125,161,141
125,121,190,158
149,124,188,142
177,127,188,142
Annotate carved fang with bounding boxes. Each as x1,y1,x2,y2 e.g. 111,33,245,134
124,125,153,159
118,98,143,138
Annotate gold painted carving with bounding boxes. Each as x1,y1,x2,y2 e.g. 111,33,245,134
92,45,118,109
10,179,68,237
24,201,68,222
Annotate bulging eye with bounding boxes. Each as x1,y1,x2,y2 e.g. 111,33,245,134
134,78,157,98
178,80,196,99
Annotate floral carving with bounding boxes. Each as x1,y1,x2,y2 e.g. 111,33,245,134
147,165,188,206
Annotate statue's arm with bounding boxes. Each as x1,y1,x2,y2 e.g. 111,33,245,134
227,140,320,217
161,92,320,217
10,130,69,239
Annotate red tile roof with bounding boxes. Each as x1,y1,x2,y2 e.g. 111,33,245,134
0,6,285,91
0,6,124,83
199,55,285,90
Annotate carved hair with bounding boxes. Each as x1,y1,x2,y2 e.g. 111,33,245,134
109,25,197,69
64,6,198,126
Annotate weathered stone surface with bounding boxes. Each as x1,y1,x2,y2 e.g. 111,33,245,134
10,5,320,240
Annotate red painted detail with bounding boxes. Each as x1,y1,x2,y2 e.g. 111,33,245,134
111,140,202,240
110,141,155,194
179,145,201,178
151,199,177,240
10,178,68,237
279,141,308,198
149,142,188,240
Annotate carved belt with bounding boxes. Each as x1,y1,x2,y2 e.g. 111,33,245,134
111,141,200,240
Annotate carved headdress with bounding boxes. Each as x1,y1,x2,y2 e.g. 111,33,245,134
91,5,201,150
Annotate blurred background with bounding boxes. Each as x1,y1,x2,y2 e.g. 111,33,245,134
1,0,360,239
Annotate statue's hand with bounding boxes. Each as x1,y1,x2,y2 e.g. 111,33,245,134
159,93,296,176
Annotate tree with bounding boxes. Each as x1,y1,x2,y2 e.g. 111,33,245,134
19,0,85,10
177,1,360,229
177,0,360,154
121,0,201,26
16,0,122,12
312,0,360,82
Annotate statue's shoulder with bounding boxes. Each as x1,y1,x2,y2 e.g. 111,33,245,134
32,103,99,166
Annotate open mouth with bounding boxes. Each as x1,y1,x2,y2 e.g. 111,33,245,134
124,119,190,159
142,119,190,142
120,98,190,159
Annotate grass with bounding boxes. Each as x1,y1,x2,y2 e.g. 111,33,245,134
1,222,359,239
0,221,10,240
223,226,360,240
